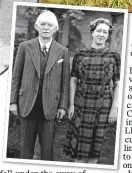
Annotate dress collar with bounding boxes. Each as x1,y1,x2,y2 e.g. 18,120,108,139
90,46,109,53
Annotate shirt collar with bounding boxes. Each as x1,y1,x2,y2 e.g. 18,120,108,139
39,37,52,50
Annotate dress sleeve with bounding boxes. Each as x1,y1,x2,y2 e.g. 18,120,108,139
113,52,121,82
71,52,80,78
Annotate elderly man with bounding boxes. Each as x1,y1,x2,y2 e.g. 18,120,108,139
10,10,70,160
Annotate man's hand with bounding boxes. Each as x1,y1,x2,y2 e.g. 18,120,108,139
9,103,18,116
56,108,66,122
108,107,118,123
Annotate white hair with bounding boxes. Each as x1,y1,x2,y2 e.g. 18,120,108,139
35,10,59,32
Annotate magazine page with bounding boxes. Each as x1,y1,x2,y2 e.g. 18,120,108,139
0,0,132,173
121,8,132,173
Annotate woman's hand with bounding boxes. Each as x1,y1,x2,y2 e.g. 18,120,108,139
108,107,118,123
68,105,74,120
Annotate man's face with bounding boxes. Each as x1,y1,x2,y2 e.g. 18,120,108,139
92,23,109,46
37,21,57,39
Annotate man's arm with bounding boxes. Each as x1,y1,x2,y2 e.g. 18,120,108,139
57,47,70,120
10,42,25,115
59,47,70,110
11,42,25,103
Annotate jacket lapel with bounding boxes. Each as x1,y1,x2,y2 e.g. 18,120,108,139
27,37,40,78
45,40,60,76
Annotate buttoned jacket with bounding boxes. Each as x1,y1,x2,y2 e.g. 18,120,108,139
11,37,70,119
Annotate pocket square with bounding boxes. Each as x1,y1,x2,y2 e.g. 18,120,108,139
57,59,64,63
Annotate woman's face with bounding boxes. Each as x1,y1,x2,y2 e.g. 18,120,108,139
92,23,110,46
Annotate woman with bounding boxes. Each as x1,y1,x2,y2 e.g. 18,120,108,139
64,18,120,163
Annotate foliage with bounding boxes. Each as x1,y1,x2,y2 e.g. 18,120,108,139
24,7,43,19
7,114,21,158
62,9,84,20
14,33,26,57
40,0,85,5
62,9,85,25
40,0,132,9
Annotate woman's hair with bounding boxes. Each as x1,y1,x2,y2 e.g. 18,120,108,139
89,18,114,35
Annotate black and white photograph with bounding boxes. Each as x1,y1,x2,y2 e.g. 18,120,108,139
3,2,128,169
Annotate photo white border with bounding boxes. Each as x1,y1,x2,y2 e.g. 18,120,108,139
3,1,128,170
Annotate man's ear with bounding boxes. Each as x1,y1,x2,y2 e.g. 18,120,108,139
53,26,58,33
34,23,39,31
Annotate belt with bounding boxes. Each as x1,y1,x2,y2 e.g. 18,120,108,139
79,80,111,94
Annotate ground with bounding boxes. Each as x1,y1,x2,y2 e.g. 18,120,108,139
7,115,115,164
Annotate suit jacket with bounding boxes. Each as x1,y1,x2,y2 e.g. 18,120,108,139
11,37,70,119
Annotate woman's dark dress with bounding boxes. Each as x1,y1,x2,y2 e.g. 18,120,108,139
64,47,120,162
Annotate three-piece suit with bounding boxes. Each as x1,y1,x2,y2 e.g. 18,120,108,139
11,37,70,160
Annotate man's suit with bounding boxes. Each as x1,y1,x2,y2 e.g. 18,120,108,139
11,37,70,159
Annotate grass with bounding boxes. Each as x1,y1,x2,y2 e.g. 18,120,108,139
40,0,132,8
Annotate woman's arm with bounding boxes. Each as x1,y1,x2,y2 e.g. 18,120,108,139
68,76,78,119
108,81,119,123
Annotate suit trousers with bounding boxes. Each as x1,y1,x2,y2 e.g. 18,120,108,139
20,96,55,160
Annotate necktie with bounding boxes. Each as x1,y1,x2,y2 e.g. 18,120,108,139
42,45,47,56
